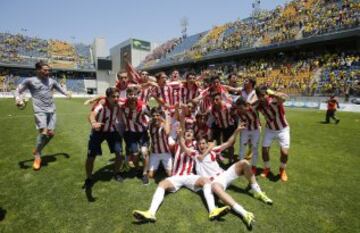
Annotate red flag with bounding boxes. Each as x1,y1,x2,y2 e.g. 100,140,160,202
126,62,142,84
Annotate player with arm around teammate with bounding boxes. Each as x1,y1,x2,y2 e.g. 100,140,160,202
84,87,124,188
132,127,230,222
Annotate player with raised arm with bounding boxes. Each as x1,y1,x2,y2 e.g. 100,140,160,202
255,85,290,182
181,123,273,229
132,112,229,222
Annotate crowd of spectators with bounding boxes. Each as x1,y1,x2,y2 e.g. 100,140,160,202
303,0,360,37
187,50,360,97
142,0,359,67
0,33,94,70
141,38,182,66
0,71,95,93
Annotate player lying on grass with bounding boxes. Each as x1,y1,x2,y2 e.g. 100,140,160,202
179,121,273,229
132,127,230,222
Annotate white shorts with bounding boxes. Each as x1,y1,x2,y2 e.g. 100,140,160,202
262,127,290,149
240,129,260,146
166,174,201,192
149,153,172,171
212,164,238,191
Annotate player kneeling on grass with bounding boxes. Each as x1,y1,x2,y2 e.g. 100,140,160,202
148,107,172,178
255,86,290,182
15,60,71,171
181,123,272,229
132,128,230,222
84,87,124,188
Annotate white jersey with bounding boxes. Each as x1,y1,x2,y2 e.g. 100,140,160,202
195,146,224,179
241,89,256,103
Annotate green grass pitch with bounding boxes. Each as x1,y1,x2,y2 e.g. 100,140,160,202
0,98,359,233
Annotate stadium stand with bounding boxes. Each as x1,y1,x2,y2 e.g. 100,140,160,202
65,78,85,93
138,0,359,97
0,33,95,70
139,0,359,69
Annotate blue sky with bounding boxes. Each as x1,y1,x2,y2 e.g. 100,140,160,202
0,0,287,49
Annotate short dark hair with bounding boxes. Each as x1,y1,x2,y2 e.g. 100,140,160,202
196,136,208,143
126,86,138,95
248,78,256,88
186,72,196,79
35,60,49,70
255,85,268,97
105,87,117,97
227,73,237,80
155,71,166,80
210,75,220,83
150,106,163,116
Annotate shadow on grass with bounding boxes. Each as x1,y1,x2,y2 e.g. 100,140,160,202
131,220,156,225
0,207,6,221
227,184,252,197
18,153,70,169
256,168,280,182
82,162,146,203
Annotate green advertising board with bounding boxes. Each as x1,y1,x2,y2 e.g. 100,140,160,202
132,39,151,51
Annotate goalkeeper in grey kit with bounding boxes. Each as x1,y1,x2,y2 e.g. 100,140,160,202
15,60,71,170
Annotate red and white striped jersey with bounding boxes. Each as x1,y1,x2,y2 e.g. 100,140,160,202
119,99,150,132
195,146,224,179
115,80,128,99
179,83,200,104
149,124,170,154
172,141,197,176
210,103,235,129
236,107,261,131
167,80,182,104
153,84,174,106
256,97,289,130
92,99,120,133
139,86,153,104
199,94,212,113
198,86,232,113
126,62,143,83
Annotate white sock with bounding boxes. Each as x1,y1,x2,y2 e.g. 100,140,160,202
149,187,165,215
232,203,247,216
203,183,216,212
280,163,286,169
251,182,262,193
264,161,270,168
